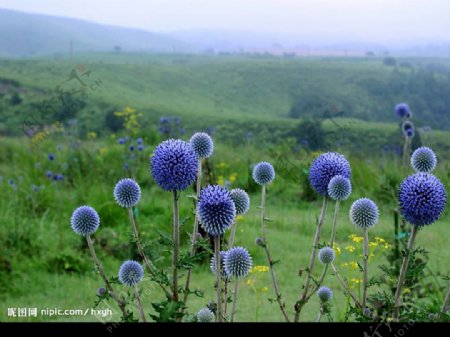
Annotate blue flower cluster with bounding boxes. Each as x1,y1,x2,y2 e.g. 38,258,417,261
309,152,351,196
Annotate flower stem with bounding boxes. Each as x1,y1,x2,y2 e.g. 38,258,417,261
172,190,180,302
294,196,329,322
228,220,237,249
134,285,147,322
438,284,450,321
330,200,340,248
330,262,362,307
86,235,127,316
316,305,323,322
260,185,290,322
230,278,239,322
362,227,369,309
392,225,418,321
214,236,223,322
128,208,171,298
182,160,202,305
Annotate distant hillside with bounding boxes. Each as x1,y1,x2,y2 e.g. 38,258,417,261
0,9,190,56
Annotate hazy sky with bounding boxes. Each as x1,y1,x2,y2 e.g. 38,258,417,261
0,0,449,43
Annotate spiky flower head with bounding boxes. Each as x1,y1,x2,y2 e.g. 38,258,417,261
118,260,144,287
402,121,414,137
318,247,335,264
230,188,250,215
198,185,236,237
224,246,253,278
48,153,55,161
309,152,351,196
363,308,372,318
252,161,275,186
190,132,214,159
327,175,352,201
70,206,100,236
350,198,379,228
197,308,215,322
210,251,228,279
399,173,447,227
97,287,106,296
255,237,264,247
136,138,143,145
150,139,198,191
395,103,411,118
411,147,437,173
317,286,333,302
113,178,141,208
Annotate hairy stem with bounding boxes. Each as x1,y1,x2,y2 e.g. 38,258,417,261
214,236,223,322
260,185,290,322
331,262,362,308
330,200,340,248
438,284,450,321
294,196,329,322
228,220,237,249
134,285,147,322
172,190,179,302
128,208,171,298
362,228,369,309
86,235,127,316
182,160,202,305
230,278,239,322
392,225,418,321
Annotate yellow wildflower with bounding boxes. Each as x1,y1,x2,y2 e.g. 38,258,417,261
349,261,359,270
236,215,244,222
345,245,356,253
87,131,97,140
260,287,269,293
333,243,341,255
98,147,108,156
246,279,254,286
369,242,378,248
229,172,238,184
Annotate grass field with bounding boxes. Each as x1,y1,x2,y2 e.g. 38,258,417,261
1,53,449,322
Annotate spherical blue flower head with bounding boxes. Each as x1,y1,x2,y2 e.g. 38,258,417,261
317,286,333,302
252,161,275,186
70,205,100,236
411,147,437,173
318,247,335,264
190,132,214,159
210,251,228,279
136,138,143,145
129,145,135,152
46,170,53,178
97,287,106,296
402,121,414,137
198,185,236,237
118,138,126,145
114,178,141,208
399,173,447,227
230,188,250,215
309,152,351,196
395,103,410,118
327,175,352,201
118,260,144,287
350,198,379,228
138,144,144,151
48,153,55,161
150,139,198,191
224,246,253,278
197,308,214,322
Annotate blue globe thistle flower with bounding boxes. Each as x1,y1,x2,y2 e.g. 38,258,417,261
350,198,379,228
230,188,250,215
402,121,414,137
114,178,141,208
363,308,372,318
57,174,64,181
70,205,100,236
197,308,215,322
190,132,214,159
395,103,411,118
210,251,228,279
118,138,126,145
399,173,447,227
252,161,275,186
317,286,333,302
150,139,198,191
118,260,144,287
318,247,335,264
8,179,15,186
411,147,437,173
198,185,236,237
32,185,39,192
309,152,351,196
123,162,129,171
327,175,352,201
48,153,55,161
136,138,143,145
138,144,144,151
52,174,59,181
45,171,52,178
129,145,135,152
224,246,253,278
97,287,106,296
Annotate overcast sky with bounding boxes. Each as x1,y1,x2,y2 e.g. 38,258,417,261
0,0,449,43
